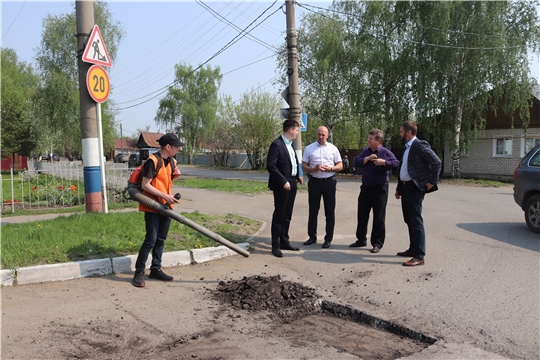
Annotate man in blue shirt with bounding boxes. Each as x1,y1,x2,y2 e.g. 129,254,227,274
350,129,400,253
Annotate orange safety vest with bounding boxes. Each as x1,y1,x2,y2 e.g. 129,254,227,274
138,154,176,213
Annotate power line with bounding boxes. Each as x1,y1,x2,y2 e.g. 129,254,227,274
223,54,276,75
232,74,280,103
117,0,281,110
196,0,278,52
1,0,27,42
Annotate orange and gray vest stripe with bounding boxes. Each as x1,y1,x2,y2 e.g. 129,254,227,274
139,154,176,213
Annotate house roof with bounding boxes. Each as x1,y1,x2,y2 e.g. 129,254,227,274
114,138,137,150
136,132,164,148
532,84,540,101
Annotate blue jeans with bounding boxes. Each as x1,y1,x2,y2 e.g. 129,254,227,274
135,212,172,273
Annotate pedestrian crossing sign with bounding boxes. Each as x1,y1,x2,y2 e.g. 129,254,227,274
301,113,307,132
82,25,112,67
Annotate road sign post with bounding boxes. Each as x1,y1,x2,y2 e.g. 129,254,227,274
85,64,110,213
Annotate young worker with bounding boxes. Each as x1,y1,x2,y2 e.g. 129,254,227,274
132,133,183,287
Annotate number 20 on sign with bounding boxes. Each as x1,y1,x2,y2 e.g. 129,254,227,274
86,65,110,103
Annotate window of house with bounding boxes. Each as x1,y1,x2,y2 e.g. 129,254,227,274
521,137,540,157
493,138,512,157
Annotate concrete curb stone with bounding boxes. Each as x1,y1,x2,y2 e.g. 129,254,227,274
1,269,15,286
2,243,250,286
16,258,113,285
192,243,250,263
111,251,192,274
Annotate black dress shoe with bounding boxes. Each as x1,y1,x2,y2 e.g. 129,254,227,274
281,244,300,251
322,241,331,249
370,247,380,253
397,250,415,257
303,238,317,245
272,250,284,258
349,241,367,248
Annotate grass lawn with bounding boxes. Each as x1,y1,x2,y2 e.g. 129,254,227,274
1,210,260,269
177,177,268,194
176,176,307,194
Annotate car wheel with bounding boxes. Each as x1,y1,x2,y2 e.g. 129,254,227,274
524,194,540,234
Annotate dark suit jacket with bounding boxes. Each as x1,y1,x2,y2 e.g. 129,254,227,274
396,139,442,195
267,136,300,191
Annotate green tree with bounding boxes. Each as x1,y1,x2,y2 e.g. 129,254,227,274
204,96,238,167
34,1,124,159
280,1,414,151
1,48,40,158
409,1,540,177
294,11,356,146
235,89,281,170
155,63,222,164
335,1,415,148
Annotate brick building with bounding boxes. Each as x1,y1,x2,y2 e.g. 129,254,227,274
443,85,540,181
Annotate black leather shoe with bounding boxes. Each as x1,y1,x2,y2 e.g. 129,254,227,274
322,241,331,249
281,244,300,251
149,269,173,282
272,250,284,258
370,247,380,253
397,250,415,257
349,241,367,248
303,238,317,245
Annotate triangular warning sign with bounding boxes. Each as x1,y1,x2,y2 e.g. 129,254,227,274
82,25,112,67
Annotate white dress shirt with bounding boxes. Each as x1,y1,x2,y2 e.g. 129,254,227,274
302,141,342,179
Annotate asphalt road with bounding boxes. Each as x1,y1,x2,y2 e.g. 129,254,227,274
2,167,538,359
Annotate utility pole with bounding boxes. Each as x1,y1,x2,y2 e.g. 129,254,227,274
75,1,102,212
285,0,303,175
120,123,123,154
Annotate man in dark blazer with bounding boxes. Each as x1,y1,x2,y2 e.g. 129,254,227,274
395,120,441,266
266,119,304,258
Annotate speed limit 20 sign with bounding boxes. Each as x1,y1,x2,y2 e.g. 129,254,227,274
86,65,110,103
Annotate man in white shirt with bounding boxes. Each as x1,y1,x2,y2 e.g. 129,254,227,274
302,126,342,248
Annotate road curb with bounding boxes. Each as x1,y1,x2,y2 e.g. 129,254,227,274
1,243,251,287
192,243,250,263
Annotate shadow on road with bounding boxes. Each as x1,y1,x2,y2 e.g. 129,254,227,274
457,222,539,252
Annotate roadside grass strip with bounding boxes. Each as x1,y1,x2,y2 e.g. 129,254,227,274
1,210,260,269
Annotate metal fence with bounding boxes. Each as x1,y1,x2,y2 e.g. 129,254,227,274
1,160,133,213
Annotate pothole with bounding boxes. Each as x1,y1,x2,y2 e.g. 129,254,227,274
212,274,436,359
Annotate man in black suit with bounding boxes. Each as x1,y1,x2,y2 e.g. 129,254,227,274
395,120,442,267
266,120,304,258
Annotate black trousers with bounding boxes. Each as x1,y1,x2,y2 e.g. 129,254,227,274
271,178,297,251
400,181,426,260
135,212,171,273
307,176,336,242
356,182,389,249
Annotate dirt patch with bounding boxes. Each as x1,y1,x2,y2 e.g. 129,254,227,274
213,274,320,323
206,275,431,359
3,274,432,360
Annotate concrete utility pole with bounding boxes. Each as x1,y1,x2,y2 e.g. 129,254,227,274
120,123,123,154
75,1,102,212
285,0,303,173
